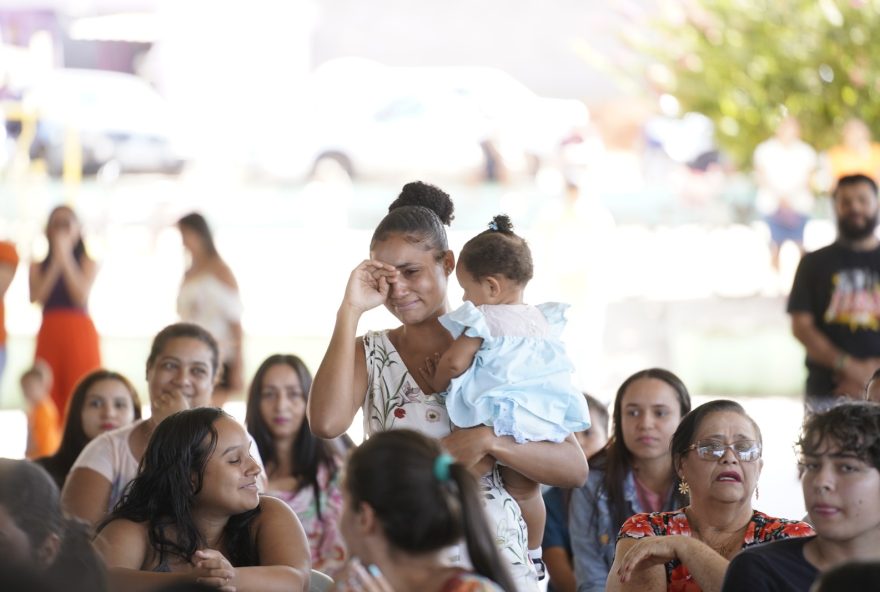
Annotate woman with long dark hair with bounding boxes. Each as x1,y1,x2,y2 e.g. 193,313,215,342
245,354,346,576
337,428,516,592
36,369,142,490
94,407,309,592
176,212,243,408
570,369,692,592
62,322,265,528
29,205,101,424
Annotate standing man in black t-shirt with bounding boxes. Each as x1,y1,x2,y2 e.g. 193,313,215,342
788,174,880,405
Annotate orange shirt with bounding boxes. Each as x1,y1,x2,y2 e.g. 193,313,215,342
827,143,880,181
0,241,19,345
26,399,62,459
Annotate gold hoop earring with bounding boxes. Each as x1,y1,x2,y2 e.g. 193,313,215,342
678,480,690,495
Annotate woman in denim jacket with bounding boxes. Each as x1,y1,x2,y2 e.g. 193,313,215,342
569,369,691,592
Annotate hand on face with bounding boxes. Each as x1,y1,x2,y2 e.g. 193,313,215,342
344,260,399,314
147,337,216,422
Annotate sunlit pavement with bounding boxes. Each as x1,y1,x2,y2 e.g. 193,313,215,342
0,171,828,519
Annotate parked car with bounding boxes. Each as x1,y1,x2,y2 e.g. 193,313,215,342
23,68,188,176
248,59,489,183
246,58,588,183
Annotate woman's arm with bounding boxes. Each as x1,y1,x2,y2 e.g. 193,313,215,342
29,260,61,304
227,319,245,392
609,535,730,592
55,252,96,308
95,519,223,592
231,496,310,592
308,260,398,438
604,538,666,592
60,467,112,528
442,427,588,488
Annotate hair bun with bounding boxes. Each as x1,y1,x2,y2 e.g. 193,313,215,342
489,214,514,233
389,181,455,226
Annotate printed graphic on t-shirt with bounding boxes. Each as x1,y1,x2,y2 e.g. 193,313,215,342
824,268,880,331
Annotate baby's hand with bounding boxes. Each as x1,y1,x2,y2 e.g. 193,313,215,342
417,353,441,391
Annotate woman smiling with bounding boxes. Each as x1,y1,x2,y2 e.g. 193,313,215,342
94,407,309,592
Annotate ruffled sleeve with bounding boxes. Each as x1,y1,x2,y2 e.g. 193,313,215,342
439,301,492,340
536,302,570,339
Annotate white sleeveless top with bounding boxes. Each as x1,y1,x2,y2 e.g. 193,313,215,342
177,273,242,359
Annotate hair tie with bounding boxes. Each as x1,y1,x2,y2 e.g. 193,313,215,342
487,220,499,231
433,453,454,481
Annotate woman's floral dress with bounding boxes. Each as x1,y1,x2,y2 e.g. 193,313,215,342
268,463,346,577
617,509,816,592
363,330,536,592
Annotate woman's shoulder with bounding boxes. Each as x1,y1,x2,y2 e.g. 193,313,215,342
210,260,238,290
747,510,816,542
618,508,689,538
257,494,300,521
99,515,149,540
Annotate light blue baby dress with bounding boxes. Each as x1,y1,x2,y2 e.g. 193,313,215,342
439,301,591,443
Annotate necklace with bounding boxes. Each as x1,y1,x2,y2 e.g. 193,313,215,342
685,508,748,558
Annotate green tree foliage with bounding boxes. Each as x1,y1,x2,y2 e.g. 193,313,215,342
644,0,880,167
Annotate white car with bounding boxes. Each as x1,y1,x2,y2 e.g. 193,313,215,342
248,58,588,183
24,68,188,176
249,60,488,182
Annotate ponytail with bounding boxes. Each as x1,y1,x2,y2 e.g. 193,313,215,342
345,430,518,592
449,465,516,592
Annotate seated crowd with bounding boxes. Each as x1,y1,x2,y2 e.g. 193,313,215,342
2,180,880,592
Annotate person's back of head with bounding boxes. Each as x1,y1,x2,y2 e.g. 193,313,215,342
810,560,880,592
0,459,106,592
345,429,515,592
458,214,533,285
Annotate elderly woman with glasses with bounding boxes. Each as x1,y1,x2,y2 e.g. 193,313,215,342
606,400,814,592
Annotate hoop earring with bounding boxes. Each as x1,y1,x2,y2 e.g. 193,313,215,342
678,480,690,495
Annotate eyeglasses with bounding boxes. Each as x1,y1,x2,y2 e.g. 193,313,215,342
686,439,762,462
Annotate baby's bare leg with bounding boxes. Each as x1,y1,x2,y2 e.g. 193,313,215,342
500,465,545,551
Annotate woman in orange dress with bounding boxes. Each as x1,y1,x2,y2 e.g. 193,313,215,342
29,205,100,426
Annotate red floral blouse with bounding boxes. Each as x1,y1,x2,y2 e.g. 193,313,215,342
617,509,815,592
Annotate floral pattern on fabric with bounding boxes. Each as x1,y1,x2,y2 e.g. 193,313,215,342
268,464,346,577
618,509,815,592
363,330,537,592
440,571,505,592
363,331,450,437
